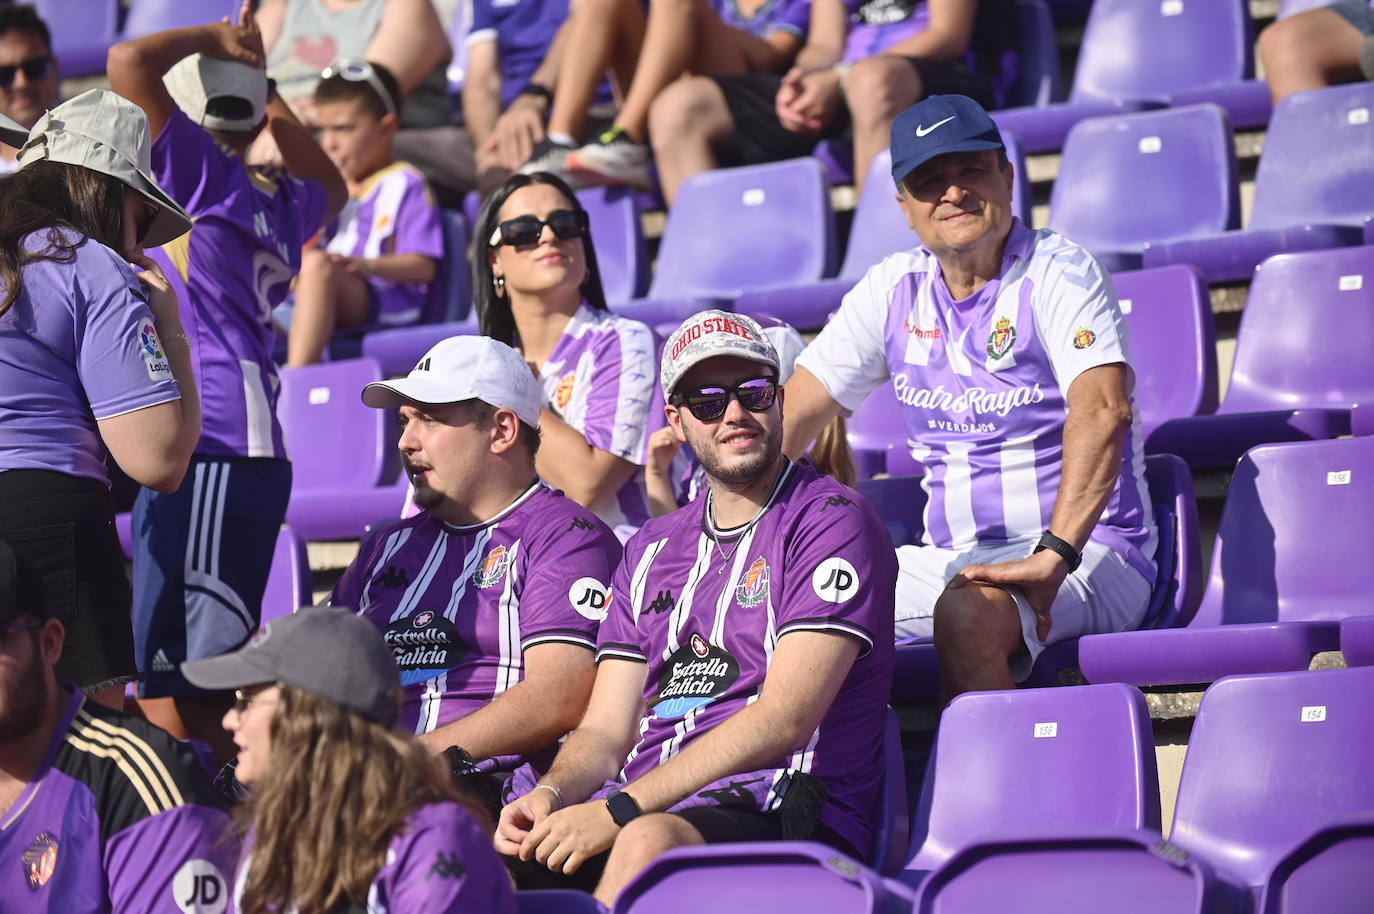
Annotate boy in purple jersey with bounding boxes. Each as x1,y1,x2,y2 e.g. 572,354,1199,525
0,539,235,914
784,94,1156,702
495,311,895,906
286,60,444,366
108,9,347,762
331,335,620,776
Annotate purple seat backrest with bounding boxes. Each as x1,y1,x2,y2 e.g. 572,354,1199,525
261,527,311,625
1258,814,1374,914
439,209,471,323
1050,105,1239,254
847,382,909,474
649,158,835,298
1278,0,1337,15
1171,667,1374,888
1113,265,1219,432
902,684,1160,882
277,358,389,490
1250,83,1374,230
1142,454,1204,628
1220,247,1374,413
1006,0,1061,108
1070,0,1254,102
1190,437,1374,627
517,889,607,913
577,186,647,304
856,476,926,547
123,0,239,35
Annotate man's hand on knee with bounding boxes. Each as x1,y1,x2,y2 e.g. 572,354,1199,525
520,800,621,875
947,551,1069,641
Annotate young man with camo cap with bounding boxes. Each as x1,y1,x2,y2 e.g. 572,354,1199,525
495,309,895,906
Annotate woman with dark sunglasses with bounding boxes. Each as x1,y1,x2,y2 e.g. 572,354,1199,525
473,171,665,534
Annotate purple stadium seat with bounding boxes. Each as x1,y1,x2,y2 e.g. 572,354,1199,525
1257,814,1374,914
1048,105,1239,272
1146,246,1372,467
36,0,119,77
277,358,409,540
1354,404,1374,437
1169,667,1374,895
912,831,1225,914
1340,614,1374,666
578,186,648,305
123,0,237,36
899,684,1160,888
261,527,311,624
361,316,481,378
847,383,910,480
1279,0,1342,14
611,158,836,326
518,890,607,913
1004,0,1060,109
1112,266,1219,437
857,477,924,548
1143,84,1374,282
736,137,1030,332
993,0,1269,153
1080,437,1374,688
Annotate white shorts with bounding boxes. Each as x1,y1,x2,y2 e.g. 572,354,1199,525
894,537,1152,681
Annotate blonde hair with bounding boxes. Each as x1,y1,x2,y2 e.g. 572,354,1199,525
808,415,856,487
236,686,482,914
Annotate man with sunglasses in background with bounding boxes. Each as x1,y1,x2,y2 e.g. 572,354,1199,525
0,5,59,172
495,310,894,907
783,94,1155,703
0,539,235,913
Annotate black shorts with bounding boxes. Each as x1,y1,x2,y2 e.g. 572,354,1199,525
713,57,997,168
0,469,138,692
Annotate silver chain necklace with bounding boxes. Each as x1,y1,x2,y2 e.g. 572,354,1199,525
705,461,789,574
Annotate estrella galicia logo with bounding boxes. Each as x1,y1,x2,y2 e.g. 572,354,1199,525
22,832,57,891
384,612,464,685
473,545,510,589
568,577,609,621
734,556,770,608
652,634,740,719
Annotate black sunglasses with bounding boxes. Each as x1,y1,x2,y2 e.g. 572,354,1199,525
130,196,158,243
0,56,51,89
672,377,778,422
488,209,589,248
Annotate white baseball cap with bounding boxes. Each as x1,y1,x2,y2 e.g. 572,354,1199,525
661,310,780,399
361,336,543,427
164,53,268,132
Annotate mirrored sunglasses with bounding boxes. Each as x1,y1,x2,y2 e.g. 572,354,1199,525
672,377,778,422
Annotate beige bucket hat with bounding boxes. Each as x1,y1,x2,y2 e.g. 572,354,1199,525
0,89,192,248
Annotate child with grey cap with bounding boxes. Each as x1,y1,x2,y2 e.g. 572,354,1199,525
182,607,517,914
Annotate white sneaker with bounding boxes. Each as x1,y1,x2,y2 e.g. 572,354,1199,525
518,138,576,181
566,126,652,190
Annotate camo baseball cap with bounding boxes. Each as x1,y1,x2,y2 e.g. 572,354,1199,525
661,310,780,399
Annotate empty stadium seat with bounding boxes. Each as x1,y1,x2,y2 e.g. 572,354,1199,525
899,684,1161,888
1168,667,1374,895
277,358,409,540
580,186,649,305
1004,0,1061,109
611,158,837,326
1048,105,1239,272
1256,814,1374,914
123,0,237,37
856,477,924,547
736,137,1030,332
1080,437,1374,687
1340,614,1374,666
1146,246,1372,467
993,0,1269,153
261,526,311,624
1143,83,1374,282
846,383,913,480
518,890,607,913
36,0,119,77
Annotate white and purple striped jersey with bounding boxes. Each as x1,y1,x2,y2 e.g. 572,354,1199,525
539,304,666,529
330,483,620,746
597,461,896,858
799,220,1156,581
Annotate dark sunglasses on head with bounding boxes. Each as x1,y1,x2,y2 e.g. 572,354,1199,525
672,377,778,422
0,56,51,89
488,209,589,247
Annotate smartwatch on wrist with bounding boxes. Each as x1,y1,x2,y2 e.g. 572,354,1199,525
605,790,642,827
1033,530,1082,572
517,83,554,105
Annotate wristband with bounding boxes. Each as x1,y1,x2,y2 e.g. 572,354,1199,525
517,83,554,105
533,783,563,809
832,61,853,93
605,790,641,827
1033,530,1082,573
160,331,192,348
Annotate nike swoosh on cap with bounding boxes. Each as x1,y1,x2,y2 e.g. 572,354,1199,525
914,115,957,137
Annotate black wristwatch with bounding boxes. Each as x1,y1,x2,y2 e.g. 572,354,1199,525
605,790,642,827
517,83,554,105
1033,530,1082,573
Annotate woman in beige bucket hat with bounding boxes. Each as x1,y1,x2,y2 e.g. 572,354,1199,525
0,88,201,709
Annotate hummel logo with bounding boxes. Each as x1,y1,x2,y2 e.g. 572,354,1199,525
567,518,595,532
647,589,675,615
378,565,409,589
914,115,956,137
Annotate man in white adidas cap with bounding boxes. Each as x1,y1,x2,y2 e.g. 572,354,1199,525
329,336,620,798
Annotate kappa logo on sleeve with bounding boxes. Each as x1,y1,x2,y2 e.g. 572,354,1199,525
139,322,173,381
172,859,227,914
812,557,859,603
569,577,610,620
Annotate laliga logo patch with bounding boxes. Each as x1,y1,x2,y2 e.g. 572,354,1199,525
384,613,463,686
139,321,173,381
734,556,770,608
568,577,609,621
172,859,227,914
553,371,577,412
22,832,57,891
473,546,510,589
652,635,740,719
812,557,859,603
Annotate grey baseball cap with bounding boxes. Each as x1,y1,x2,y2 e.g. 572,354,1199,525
164,54,268,132
181,607,401,724
661,310,780,398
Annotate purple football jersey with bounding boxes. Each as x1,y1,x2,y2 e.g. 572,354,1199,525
539,304,665,530
798,219,1157,583
715,0,811,38
838,0,930,62
1,690,235,913
468,0,569,108
151,107,329,460
597,461,896,858
331,484,620,747
0,231,181,482
323,162,444,327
